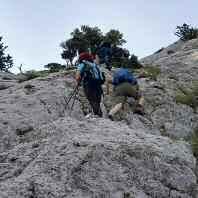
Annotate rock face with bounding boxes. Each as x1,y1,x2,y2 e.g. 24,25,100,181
0,71,83,153
0,72,18,90
0,39,198,197
140,38,198,139
0,117,197,198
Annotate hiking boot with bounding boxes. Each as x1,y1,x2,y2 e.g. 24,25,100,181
134,105,145,116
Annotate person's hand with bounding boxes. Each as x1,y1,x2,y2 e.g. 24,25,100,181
76,80,81,87
75,72,81,85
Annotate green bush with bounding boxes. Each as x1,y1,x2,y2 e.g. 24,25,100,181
139,66,161,81
175,82,198,110
44,63,65,73
175,23,198,41
111,54,142,69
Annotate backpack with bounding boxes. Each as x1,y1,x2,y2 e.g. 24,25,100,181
113,68,137,86
82,61,105,85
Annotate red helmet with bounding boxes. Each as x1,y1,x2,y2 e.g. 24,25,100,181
79,52,93,62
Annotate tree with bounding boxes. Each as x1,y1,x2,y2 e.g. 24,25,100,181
0,36,14,72
80,25,103,53
104,29,126,46
175,23,198,41
61,50,72,67
111,47,130,67
66,25,103,54
60,26,141,69
60,39,78,66
128,54,142,69
60,25,126,63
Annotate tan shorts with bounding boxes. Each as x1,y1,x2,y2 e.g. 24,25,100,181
113,82,139,102
104,82,139,112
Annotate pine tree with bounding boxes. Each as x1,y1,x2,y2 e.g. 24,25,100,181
0,36,14,71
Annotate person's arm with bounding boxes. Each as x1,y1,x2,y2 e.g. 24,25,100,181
75,70,81,85
95,54,100,65
75,63,84,85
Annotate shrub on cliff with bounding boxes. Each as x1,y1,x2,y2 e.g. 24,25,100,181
175,23,198,41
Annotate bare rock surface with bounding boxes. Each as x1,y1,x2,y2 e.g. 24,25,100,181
0,72,18,90
0,71,83,153
0,116,197,197
0,72,17,80
0,39,198,197
140,39,198,139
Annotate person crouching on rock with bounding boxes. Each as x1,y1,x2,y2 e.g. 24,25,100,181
107,68,144,120
76,52,105,117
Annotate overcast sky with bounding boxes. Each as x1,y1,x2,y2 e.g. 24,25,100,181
1,0,197,73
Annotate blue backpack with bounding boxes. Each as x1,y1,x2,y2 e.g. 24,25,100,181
82,61,105,85
113,68,137,86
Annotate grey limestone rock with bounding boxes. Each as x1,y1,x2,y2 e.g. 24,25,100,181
0,38,198,197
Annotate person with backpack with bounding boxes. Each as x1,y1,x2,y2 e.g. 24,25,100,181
76,52,105,117
107,68,144,120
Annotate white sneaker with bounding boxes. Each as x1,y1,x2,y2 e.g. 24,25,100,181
85,113,92,119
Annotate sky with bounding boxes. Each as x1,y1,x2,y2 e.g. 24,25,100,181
1,0,198,73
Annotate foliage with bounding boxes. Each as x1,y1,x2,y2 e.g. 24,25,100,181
44,63,65,72
111,47,129,67
60,25,142,69
112,47,129,58
60,39,79,66
138,66,161,80
0,36,14,71
60,25,104,65
128,54,142,69
80,25,103,53
60,25,126,64
112,54,142,69
104,29,126,46
175,82,198,110
175,23,198,41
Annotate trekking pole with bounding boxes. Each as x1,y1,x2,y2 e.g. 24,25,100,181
64,90,75,108
70,86,79,112
65,85,79,109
